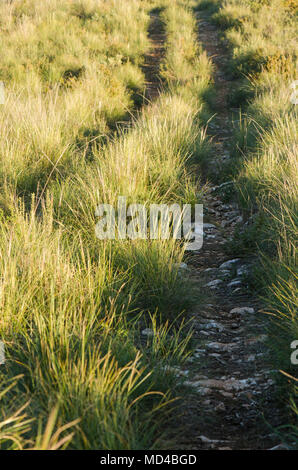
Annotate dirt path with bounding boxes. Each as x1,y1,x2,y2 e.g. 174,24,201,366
166,12,286,450
142,9,166,102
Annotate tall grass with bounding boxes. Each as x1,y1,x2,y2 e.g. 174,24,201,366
0,0,212,449
0,0,149,198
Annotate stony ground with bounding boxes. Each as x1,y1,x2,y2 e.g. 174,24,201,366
141,9,288,451
160,12,287,451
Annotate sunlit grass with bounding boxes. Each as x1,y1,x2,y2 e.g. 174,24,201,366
0,0,212,449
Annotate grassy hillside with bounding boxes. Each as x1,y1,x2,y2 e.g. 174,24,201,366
0,0,149,199
0,0,297,450
0,0,212,449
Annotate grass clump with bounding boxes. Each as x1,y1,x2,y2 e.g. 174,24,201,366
0,0,150,199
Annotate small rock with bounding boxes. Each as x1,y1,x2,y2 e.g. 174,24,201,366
141,328,154,337
215,402,226,412
219,259,241,270
177,262,189,277
178,262,188,270
201,321,224,332
227,279,242,288
246,354,256,362
237,265,250,277
218,269,231,279
205,279,223,288
218,181,234,189
194,378,249,392
232,287,242,294
202,399,211,405
206,342,238,352
161,366,189,377
199,330,210,336
269,444,288,450
198,435,222,445
230,307,255,315
219,390,234,398
225,211,238,219
194,348,206,354
204,268,218,275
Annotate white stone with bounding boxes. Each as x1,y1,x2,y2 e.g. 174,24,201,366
201,321,224,332
141,328,154,337
230,307,255,315
237,265,250,276
179,262,188,269
219,258,241,270
269,444,289,451
227,279,242,288
205,279,223,288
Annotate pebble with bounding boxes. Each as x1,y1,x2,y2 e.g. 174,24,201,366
237,265,250,276
215,402,226,412
141,328,154,337
269,444,288,450
246,354,256,362
204,268,217,274
193,378,251,392
205,279,223,288
227,279,242,288
206,342,238,352
201,321,224,332
198,435,225,447
219,259,241,270
230,307,255,315
178,262,188,270
218,269,231,279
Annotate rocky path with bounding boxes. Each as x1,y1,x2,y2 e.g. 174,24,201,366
142,9,166,102
168,12,286,450
139,7,287,450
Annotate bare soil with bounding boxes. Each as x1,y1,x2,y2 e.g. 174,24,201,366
163,12,286,451
144,9,287,450
142,10,166,102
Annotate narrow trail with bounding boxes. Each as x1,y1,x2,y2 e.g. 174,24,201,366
142,10,166,102
138,6,285,450
168,12,285,450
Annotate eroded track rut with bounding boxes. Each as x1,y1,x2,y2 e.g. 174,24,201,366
164,12,285,451
144,8,285,450
143,10,166,102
